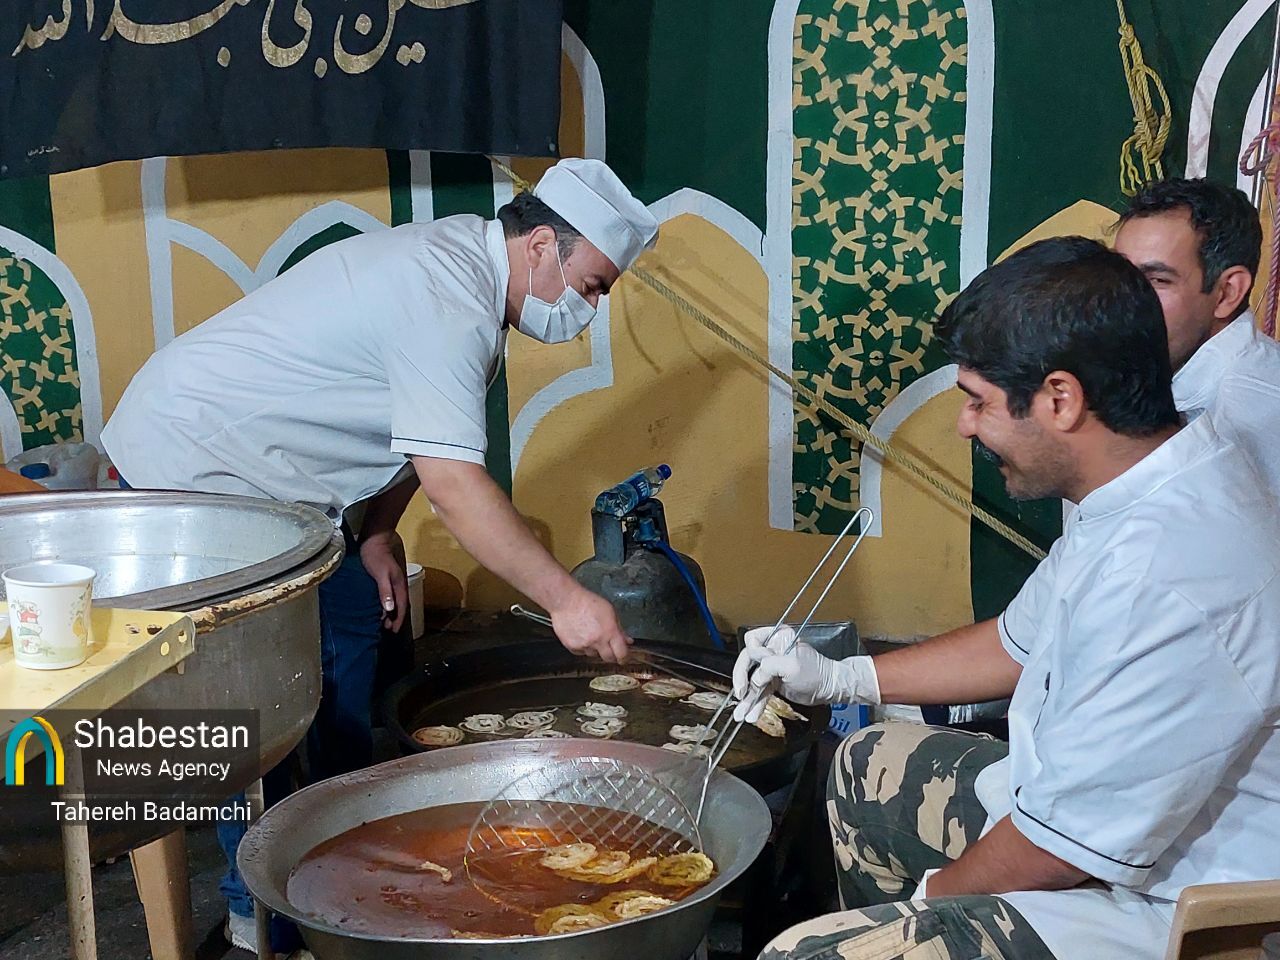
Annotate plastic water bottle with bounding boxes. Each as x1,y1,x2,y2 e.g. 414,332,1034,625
593,464,672,517
6,442,100,491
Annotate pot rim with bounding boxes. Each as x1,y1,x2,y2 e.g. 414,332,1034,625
0,490,340,612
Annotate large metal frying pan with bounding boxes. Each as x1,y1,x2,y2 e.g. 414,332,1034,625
238,739,772,960
383,638,828,797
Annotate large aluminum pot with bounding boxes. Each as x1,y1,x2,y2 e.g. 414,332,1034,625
239,740,772,960
0,490,343,870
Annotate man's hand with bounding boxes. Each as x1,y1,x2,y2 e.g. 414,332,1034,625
412,457,633,662
549,586,632,663
359,531,409,631
732,626,880,722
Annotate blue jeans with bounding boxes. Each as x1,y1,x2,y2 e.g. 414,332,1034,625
217,551,386,929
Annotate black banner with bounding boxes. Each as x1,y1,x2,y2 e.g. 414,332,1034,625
0,0,563,180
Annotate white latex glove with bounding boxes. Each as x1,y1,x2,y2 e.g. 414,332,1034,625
731,626,881,722
911,868,939,901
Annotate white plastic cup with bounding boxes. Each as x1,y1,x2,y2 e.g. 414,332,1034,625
3,562,96,669
405,562,425,639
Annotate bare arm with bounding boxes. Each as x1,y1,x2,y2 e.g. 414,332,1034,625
356,475,419,631
362,473,420,538
412,456,631,662
873,617,1022,705
926,815,1087,896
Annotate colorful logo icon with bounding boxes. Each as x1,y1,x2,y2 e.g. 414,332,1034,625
4,715,64,786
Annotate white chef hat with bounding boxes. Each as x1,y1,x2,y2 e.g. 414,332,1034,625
533,158,659,272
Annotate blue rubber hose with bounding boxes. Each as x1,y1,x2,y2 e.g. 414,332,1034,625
644,540,725,649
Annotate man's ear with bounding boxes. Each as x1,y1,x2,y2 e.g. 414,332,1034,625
1213,265,1253,320
524,225,557,268
1037,370,1088,432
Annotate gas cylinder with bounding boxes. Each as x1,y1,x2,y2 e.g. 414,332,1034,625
571,479,716,648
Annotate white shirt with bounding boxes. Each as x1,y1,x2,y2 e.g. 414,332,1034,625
103,216,510,520
1173,311,1280,494
987,415,1280,959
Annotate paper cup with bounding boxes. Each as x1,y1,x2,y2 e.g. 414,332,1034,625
3,562,96,670
405,562,425,639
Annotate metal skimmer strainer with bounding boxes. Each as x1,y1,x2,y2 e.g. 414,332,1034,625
463,755,701,907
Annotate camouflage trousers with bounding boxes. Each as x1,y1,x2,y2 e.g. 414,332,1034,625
759,723,1056,960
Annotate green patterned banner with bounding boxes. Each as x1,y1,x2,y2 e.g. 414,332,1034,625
791,0,966,532
0,248,81,449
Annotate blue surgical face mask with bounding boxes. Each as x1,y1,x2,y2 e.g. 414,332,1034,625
518,244,597,343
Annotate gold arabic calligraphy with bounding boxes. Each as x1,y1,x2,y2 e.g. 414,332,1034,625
13,0,480,74
13,0,76,54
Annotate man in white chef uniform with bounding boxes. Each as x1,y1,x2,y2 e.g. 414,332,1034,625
936,176,1280,729
103,157,658,951
736,238,1280,960
1115,176,1280,489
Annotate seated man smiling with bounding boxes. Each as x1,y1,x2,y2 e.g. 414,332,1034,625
736,237,1280,960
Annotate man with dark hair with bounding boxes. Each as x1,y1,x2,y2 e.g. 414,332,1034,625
739,238,1280,960
1115,176,1280,490
498,190,584,258
924,177,1276,733
103,157,659,954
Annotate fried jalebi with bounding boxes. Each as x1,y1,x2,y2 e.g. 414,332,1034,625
523,728,571,739
753,708,785,739
579,717,627,738
538,842,598,870
410,725,463,747
576,701,628,719
595,890,655,914
661,741,711,758
641,678,696,699
647,852,714,887
602,891,675,919
681,691,724,711
589,674,640,692
558,855,657,884
559,849,629,876
459,714,506,735
507,710,556,731
533,904,608,936
548,912,609,934
766,695,805,722
668,723,711,743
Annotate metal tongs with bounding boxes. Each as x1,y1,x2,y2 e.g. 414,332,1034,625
509,603,554,628
688,507,872,814
509,603,724,687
